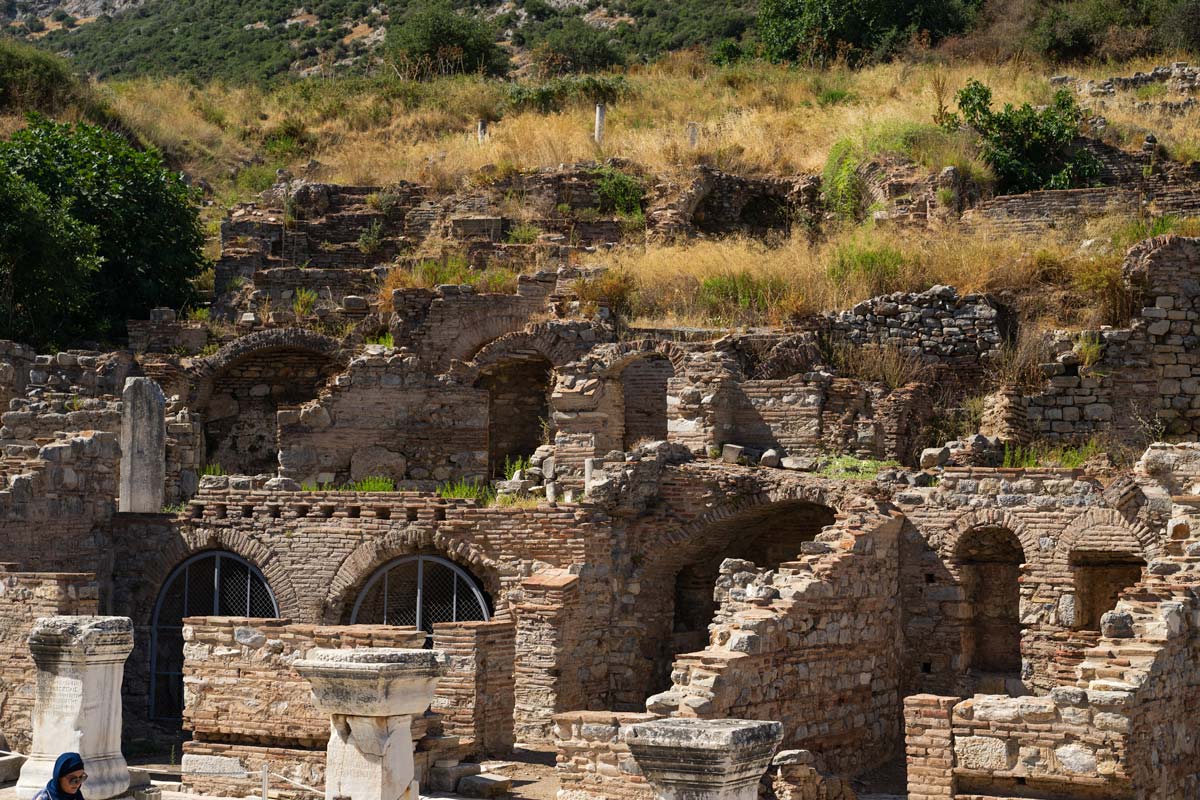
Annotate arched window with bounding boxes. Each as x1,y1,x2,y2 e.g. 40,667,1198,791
151,552,278,719
350,555,490,635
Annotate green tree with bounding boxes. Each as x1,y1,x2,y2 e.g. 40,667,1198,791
531,18,626,75
952,80,1099,194
0,170,99,346
385,2,509,77
758,0,977,65
0,115,205,341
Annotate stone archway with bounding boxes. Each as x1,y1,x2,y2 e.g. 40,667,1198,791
475,355,553,477
953,525,1026,679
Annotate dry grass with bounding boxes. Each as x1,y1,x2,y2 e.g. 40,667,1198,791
94,53,1200,202
588,222,1140,329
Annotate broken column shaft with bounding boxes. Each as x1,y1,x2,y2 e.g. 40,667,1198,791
16,617,135,800
294,648,446,800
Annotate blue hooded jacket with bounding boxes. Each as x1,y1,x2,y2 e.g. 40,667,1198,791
33,753,85,800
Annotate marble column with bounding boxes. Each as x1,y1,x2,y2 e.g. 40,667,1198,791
16,617,135,800
626,718,783,800
294,648,446,800
118,377,165,513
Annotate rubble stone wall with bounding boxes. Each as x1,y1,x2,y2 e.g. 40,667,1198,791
0,569,99,752
553,710,657,800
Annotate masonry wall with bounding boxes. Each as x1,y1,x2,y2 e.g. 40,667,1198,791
553,711,657,800
277,352,489,485
0,569,99,752
180,617,503,798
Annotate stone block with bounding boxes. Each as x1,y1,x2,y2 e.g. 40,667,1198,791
427,761,482,792
457,773,513,797
954,736,1013,771
721,444,744,463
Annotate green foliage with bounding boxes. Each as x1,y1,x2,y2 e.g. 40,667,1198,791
436,478,496,503
357,219,384,254
827,241,909,295
385,2,510,78
292,287,318,316
1028,0,1200,61
697,271,788,321
1074,332,1103,367
503,454,532,479
0,115,204,343
409,258,520,293
0,38,111,121
366,331,394,347
952,79,1099,195
0,168,99,347
531,18,625,75
821,139,865,220
202,463,226,476
342,475,396,492
819,455,900,480
593,166,644,218
505,222,542,244
758,0,979,65
506,75,631,114
1002,438,1102,469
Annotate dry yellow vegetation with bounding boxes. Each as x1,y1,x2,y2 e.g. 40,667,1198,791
101,52,1200,196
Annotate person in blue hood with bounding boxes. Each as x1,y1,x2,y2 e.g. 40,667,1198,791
33,753,87,800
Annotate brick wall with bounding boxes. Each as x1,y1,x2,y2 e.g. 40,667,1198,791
0,569,99,751
430,620,516,756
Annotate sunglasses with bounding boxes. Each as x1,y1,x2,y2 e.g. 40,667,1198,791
65,775,88,786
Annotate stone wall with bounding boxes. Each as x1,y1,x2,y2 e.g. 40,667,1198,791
0,569,99,752
553,710,657,800
127,308,208,355
180,616,504,798
276,351,489,485
643,498,906,776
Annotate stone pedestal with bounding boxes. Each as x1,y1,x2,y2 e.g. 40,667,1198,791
626,718,783,800
118,377,165,513
294,648,446,800
16,617,134,800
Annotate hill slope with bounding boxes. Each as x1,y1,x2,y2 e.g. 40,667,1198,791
8,0,754,82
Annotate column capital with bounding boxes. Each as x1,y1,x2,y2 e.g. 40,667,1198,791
626,718,782,800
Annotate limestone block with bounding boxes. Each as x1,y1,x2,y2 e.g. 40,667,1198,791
626,718,782,800
351,446,407,482
920,447,950,469
118,378,166,513
955,736,1014,771
427,761,481,792
457,773,512,798
721,444,744,463
16,617,135,800
1055,743,1098,775
759,449,781,468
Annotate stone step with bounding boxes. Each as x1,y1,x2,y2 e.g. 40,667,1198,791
456,773,512,798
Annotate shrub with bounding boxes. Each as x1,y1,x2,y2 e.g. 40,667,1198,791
506,75,631,114
0,39,109,119
951,79,1100,194
384,2,510,78
831,342,931,390
293,287,318,316
366,331,394,347
572,269,638,321
822,139,865,220
531,18,626,76
505,222,542,244
357,219,384,254
0,170,99,346
594,166,644,218
0,115,205,342
758,0,978,65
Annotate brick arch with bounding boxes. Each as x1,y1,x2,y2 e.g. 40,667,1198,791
464,325,592,373
600,340,691,376
135,525,301,624
633,478,857,569
189,328,348,407
944,509,1037,563
1057,507,1160,561
441,312,546,367
321,528,506,625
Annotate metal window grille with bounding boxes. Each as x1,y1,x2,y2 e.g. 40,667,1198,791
350,555,489,638
150,551,278,719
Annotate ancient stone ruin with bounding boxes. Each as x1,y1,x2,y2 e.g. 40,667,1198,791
5,95,1200,799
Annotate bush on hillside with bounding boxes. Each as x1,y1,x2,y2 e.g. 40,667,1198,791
384,2,509,78
530,18,626,75
758,0,979,65
0,170,99,346
951,79,1099,194
506,74,632,113
0,38,110,120
0,115,205,342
